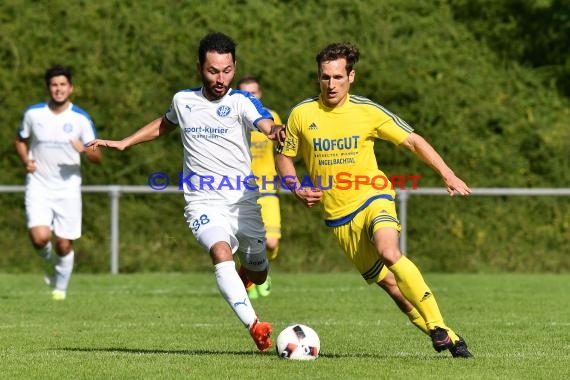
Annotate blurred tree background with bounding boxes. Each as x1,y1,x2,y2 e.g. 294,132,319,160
0,0,568,273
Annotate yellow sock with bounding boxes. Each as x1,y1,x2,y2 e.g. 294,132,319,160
447,329,459,342
405,308,429,335
388,256,447,331
266,246,279,261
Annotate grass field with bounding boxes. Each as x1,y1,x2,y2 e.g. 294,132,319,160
0,272,568,379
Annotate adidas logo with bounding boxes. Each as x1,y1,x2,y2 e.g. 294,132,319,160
420,291,432,302
308,122,318,130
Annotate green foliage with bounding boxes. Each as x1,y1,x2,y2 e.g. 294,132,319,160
406,195,570,273
448,0,570,96
1,0,569,273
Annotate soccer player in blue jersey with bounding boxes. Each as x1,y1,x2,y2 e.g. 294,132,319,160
276,42,473,358
15,65,102,301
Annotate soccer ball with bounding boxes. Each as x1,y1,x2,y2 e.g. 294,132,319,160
276,324,320,360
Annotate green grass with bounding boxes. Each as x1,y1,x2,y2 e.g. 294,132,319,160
0,272,568,379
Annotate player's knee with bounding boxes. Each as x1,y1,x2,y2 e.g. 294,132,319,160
30,228,51,249
55,238,73,255
209,241,233,264
377,247,402,266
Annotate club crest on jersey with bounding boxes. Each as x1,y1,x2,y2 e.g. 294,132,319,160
216,105,231,117
62,123,73,133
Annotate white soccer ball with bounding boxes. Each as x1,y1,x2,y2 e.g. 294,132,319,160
276,324,320,360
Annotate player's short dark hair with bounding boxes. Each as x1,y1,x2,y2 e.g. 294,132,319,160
316,43,360,74
44,65,72,86
198,32,237,65
237,75,260,88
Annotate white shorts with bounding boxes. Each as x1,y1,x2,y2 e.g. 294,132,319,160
184,198,268,272
25,186,82,240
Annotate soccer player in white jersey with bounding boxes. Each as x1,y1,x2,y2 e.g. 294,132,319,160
15,65,102,301
87,33,284,352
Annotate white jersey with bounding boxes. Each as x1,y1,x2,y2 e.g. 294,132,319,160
165,88,273,205
18,102,96,192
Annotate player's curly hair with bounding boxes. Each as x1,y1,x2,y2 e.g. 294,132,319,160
44,65,72,86
198,32,237,65
316,43,359,74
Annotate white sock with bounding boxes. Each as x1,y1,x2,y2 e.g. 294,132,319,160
36,241,53,262
54,250,74,292
214,261,257,328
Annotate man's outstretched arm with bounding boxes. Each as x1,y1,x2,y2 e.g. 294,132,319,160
86,116,176,151
400,132,472,196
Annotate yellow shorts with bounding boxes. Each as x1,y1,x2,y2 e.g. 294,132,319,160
331,198,401,284
258,194,281,239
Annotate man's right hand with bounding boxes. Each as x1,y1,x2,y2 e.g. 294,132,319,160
86,139,126,151
293,187,322,208
24,159,36,173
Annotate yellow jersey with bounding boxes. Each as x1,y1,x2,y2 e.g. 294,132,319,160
280,94,413,224
251,109,282,194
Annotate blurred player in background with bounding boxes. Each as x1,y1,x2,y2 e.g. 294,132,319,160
237,75,282,299
87,33,284,352
276,42,473,358
15,65,102,301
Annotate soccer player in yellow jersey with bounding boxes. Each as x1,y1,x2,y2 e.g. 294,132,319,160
238,75,282,299
276,43,473,358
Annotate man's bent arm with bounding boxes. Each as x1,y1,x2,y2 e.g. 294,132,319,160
276,153,322,207
275,153,299,190
15,137,29,166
